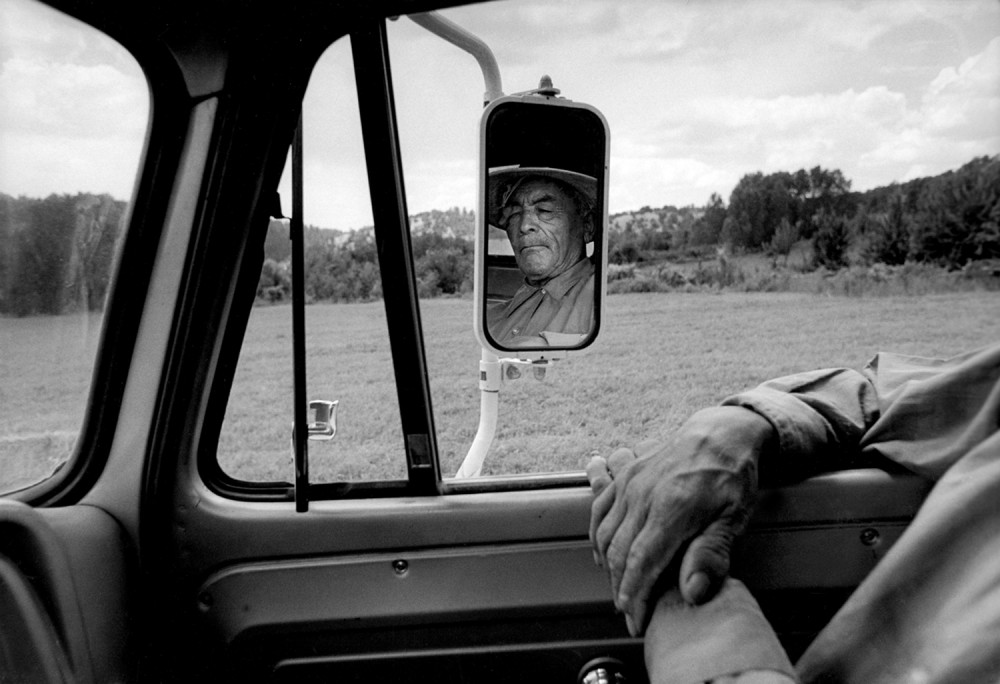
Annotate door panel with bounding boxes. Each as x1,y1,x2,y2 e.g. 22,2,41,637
0,501,133,684
178,469,929,680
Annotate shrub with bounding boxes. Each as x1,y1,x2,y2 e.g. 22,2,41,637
909,156,1000,267
609,235,641,264
769,218,799,265
859,195,910,266
415,246,472,296
811,209,850,270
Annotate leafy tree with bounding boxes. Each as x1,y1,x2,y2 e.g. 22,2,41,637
860,193,910,266
414,242,473,296
608,230,641,264
9,194,77,315
769,217,799,266
690,193,727,245
725,172,794,248
811,209,850,269
257,258,291,302
910,156,1000,267
66,194,125,312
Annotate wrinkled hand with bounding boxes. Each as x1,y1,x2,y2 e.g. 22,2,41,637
587,406,775,637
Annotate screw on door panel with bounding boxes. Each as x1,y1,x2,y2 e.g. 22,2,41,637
860,528,880,546
392,559,409,576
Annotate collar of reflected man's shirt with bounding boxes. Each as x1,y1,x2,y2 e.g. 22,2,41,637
511,257,594,307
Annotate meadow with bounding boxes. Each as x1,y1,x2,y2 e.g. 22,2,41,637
3,290,999,492
217,289,1000,483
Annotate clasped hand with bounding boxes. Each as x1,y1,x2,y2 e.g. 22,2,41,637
587,406,774,636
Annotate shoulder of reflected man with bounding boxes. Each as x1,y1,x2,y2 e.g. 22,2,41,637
540,331,587,346
505,335,549,348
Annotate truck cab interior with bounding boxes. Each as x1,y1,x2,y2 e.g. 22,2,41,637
1,0,995,682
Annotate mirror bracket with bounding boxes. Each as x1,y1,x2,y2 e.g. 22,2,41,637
456,353,557,479
498,358,554,384
509,74,561,100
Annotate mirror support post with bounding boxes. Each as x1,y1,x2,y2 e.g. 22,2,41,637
455,351,558,477
407,12,503,105
455,350,500,478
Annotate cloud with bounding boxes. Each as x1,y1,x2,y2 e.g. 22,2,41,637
858,37,1000,184
0,0,148,199
0,131,145,198
1,58,147,138
611,156,736,209
613,29,999,205
921,36,1000,139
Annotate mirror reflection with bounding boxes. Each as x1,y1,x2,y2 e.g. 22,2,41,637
487,166,597,347
481,99,608,352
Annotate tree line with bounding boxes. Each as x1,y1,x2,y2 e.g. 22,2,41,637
666,155,999,270
1,193,125,316
3,157,996,315
256,217,475,304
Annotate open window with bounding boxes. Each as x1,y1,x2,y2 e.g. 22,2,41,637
0,0,148,498
210,0,1000,499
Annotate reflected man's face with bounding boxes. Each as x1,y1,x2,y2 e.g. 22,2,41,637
499,179,586,283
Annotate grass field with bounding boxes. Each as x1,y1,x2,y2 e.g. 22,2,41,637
3,290,999,491
218,290,1000,482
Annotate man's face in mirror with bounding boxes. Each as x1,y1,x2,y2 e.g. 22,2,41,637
499,179,588,283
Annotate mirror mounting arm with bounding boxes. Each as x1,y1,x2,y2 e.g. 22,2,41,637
407,12,503,106
455,352,558,478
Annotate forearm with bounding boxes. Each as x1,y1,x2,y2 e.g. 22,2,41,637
721,367,880,483
645,579,797,684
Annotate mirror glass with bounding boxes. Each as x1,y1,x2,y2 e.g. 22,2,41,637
477,96,609,354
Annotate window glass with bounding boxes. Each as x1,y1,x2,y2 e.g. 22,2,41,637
0,0,148,494
222,1,1000,489
218,37,407,483
387,0,1000,479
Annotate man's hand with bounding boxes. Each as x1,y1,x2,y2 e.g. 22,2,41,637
587,406,776,636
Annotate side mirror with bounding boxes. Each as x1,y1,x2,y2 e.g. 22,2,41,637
474,88,609,358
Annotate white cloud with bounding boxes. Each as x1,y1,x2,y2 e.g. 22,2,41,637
612,29,999,205
0,131,145,198
857,37,1000,185
4,0,997,225
0,0,148,200
1,57,146,137
611,156,737,209
922,37,1000,138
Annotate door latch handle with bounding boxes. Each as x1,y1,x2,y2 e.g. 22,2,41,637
307,400,338,441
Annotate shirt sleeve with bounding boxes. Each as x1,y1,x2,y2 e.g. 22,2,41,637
719,367,880,483
719,343,1000,482
857,344,1000,480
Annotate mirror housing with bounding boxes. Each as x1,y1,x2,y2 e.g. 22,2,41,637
474,90,610,358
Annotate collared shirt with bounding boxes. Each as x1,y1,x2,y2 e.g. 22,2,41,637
487,257,595,347
653,344,1000,683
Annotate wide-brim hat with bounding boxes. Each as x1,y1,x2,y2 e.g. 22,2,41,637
488,165,597,228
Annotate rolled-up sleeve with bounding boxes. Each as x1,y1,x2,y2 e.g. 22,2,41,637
720,367,880,482
719,344,1000,481
858,345,1000,479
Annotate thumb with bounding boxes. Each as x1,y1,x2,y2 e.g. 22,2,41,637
678,518,738,605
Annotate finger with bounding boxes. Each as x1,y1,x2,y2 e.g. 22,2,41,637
606,446,637,478
585,456,611,495
602,499,652,609
593,483,629,563
590,447,635,567
589,480,617,563
678,516,739,605
616,518,686,635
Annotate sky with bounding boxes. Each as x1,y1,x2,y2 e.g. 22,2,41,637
1,0,998,231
